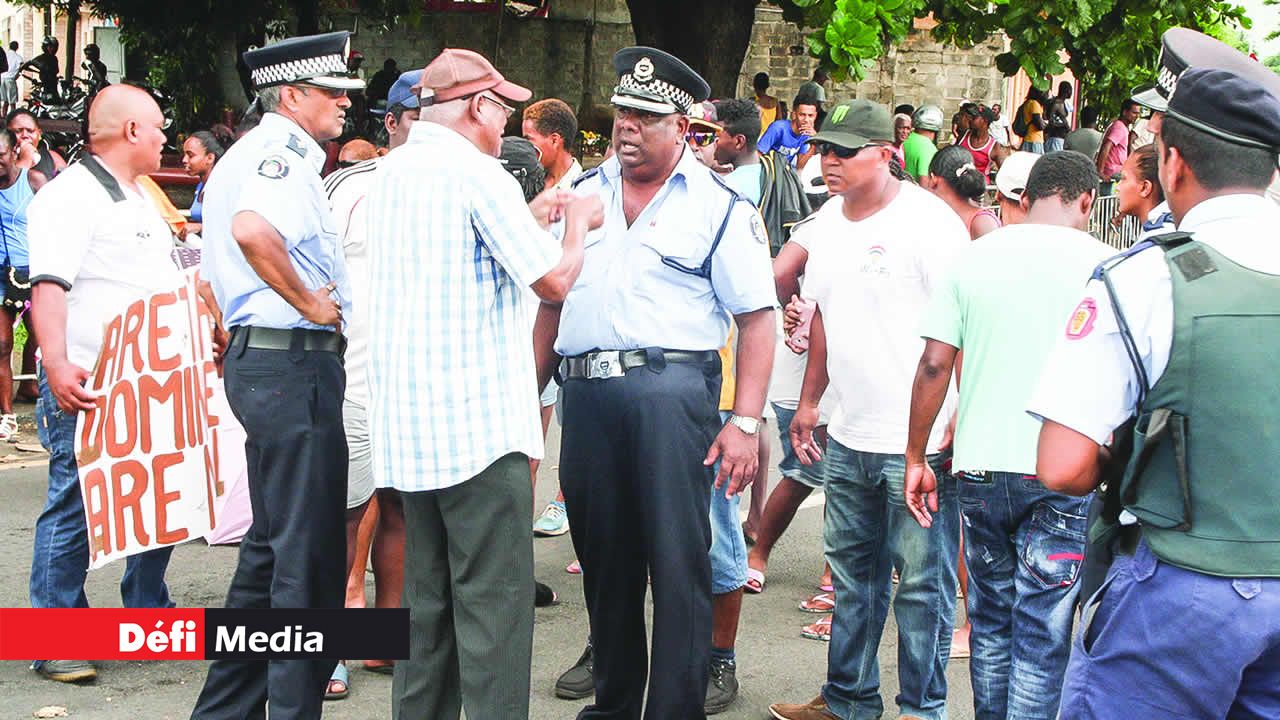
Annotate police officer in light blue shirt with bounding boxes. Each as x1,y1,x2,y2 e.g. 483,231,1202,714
191,31,363,720
539,46,776,720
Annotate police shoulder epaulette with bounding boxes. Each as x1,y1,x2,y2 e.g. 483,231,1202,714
1089,239,1158,281
570,167,602,190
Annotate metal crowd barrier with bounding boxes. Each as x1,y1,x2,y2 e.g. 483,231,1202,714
983,192,1141,250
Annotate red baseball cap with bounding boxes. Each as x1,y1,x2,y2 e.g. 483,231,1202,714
415,48,532,106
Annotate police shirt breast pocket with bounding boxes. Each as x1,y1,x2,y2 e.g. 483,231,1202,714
640,232,711,283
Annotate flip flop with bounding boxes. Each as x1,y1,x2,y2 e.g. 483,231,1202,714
745,567,765,594
325,662,350,700
363,660,394,675
799,591,835,613
800,615,832,642
566,560,582,575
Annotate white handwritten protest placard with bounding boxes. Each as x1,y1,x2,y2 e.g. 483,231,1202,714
75,268,245,569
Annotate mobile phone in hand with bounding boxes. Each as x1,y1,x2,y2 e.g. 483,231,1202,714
786,298,816,353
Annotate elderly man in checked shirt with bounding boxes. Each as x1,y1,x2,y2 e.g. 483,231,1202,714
363,49,602,719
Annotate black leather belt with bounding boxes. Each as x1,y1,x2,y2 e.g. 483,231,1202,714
233,326,347,357
562,349,718,379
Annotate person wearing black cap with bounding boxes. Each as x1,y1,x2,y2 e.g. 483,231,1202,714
191,31,363,720
536,45,776,719
769,98,969,720
1030,66,1280,717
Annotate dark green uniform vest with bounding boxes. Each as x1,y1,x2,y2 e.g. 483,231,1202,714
1117,238,1280,578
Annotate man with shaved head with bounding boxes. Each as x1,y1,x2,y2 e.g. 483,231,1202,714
26,83,180,683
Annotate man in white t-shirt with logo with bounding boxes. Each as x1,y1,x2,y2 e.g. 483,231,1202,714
769,99,969,720
2,41,23,118
26,85,181,684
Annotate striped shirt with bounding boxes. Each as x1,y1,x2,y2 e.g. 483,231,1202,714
364,122,560,492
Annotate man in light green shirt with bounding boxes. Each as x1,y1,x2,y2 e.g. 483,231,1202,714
903,104,942,180
901,151,1111,719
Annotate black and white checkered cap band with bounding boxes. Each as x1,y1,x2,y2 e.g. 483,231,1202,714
251,52,348,88
617,72,694,113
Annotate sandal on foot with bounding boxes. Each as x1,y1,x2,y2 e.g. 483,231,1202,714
745,567,765,594
0,414,17,442
799,591,835,613
325,662,350,700
800,615,832,642
566,559,582,575
817,582,834,593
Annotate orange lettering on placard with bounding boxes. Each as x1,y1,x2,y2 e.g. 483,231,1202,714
94,315,123,389
202,361,220,429
82,468,111,561
110,459,151,550
116,299,147,381
147,292,180,372
104,381,138,458
183,366,199,443
203,437,218,529
151,452,188,544
138,371,185,454
77,393,108,457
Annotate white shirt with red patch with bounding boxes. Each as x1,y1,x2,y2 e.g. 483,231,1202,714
1027,194,1280,445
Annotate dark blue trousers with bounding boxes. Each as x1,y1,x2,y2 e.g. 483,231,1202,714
190,333,348,720
560,359,721,720
1061,538,1280,719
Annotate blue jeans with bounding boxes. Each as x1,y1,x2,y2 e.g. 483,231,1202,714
771,403,826,489
29,365,174,620
709,411,747,594
821,440,959,720
1022,141,1045,154
1060,538,1280,719
956,471,1091,719
1044,137,1066,153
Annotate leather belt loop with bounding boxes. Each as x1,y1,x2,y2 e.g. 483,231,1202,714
231,326,249,359
644,347,666,374
288,328,306,364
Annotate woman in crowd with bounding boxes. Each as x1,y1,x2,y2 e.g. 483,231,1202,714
0,129,46,438
180,129,230,242
1114,143,1166,232
6,109,65,179
925,145,1001,240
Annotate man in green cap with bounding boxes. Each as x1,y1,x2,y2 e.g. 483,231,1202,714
770,99,970,720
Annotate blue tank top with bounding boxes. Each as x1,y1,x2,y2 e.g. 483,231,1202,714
190,180,204,223
0,168,34,268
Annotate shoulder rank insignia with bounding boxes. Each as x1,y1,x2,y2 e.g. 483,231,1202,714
286,134,309,158
257,155,290,179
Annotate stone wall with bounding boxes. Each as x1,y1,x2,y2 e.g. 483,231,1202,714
739,8,1007,139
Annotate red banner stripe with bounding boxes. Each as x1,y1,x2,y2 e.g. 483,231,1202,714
0,609,207,660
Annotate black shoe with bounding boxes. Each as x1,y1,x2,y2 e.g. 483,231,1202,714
555,643,594,699
535,580,558,608
704,656,738,715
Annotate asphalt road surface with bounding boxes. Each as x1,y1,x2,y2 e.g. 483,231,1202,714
1,421,976,719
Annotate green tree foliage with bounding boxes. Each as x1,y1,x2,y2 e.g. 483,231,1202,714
1266,53,1280,73
772,0,1253,111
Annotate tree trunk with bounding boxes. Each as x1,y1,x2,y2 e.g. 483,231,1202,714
625,0,760,99
63,0,80,82
293,0,321,36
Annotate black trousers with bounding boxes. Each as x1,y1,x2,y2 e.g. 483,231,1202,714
560,359,721,720
190,334,348,720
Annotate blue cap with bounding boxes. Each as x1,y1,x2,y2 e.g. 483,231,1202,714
387,69,425,110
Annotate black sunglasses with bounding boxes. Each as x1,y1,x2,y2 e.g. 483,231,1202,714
812,141,871,159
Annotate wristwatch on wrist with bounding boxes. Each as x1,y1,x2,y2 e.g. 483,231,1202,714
728,415,760,436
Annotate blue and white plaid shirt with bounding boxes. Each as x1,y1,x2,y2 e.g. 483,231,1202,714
365,122,560,492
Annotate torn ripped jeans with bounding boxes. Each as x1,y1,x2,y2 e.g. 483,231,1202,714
955,470,1092,720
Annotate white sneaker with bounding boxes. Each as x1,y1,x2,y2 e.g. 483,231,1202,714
533,500,569,537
